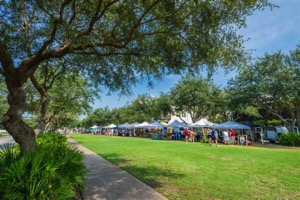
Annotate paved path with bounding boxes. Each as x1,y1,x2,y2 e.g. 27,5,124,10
0,134,15,148
68,138,167,200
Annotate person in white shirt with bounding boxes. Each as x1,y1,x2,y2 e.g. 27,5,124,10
223,130,229,145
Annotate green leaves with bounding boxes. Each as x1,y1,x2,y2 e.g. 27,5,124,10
0,133,86,199
170,73,220,123
227,44,300,125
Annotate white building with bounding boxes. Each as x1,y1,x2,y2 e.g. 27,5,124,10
168,111,193,125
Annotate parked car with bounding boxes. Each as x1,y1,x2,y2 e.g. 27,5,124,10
264,126,289,143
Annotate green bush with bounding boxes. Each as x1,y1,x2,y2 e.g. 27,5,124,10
279,133,300,147
200,135,209,143
0,133,86,200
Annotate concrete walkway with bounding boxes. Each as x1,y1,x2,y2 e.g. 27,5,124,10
68,138,167,200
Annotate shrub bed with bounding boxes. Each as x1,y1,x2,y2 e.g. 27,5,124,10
0,133,86,199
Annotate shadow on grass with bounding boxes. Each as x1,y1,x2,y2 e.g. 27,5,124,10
252,142,300,149
100,153,185,189
100,153,132,165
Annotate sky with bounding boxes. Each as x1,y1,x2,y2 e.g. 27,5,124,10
93,0,300,110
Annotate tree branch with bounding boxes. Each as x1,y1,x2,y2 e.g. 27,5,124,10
36,0,72,57
48,64,65,90
30,74,46,97
68,0,77,25
18,44,71,84
72,50,137,57
79,0,118,36
0,42,14,76
126,0,161,42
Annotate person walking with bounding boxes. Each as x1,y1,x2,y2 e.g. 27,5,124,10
209,128,218,147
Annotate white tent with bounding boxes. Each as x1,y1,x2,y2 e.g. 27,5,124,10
90,125,98,129
213,121,250,130
191,119,216,128
105,124,117,128
136,122,156,128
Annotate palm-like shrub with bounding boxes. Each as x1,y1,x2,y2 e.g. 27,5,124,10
0,133,86,199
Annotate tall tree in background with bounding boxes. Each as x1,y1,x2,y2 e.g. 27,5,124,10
170,73,219,123
227,45,300,131
0,0,272,152
24,60,98,134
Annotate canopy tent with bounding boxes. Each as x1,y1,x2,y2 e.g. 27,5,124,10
120,122,140,129
160,121,168,126
190,118,216,127
136,122,156,128
118,122,130,128
136,122,150,127
149,121,167,128
105,124,118,129
90,125,98,129
168,118,183,124
213,121,250,130
167,120,186,128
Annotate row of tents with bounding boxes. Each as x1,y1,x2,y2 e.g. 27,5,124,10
90,119,251,130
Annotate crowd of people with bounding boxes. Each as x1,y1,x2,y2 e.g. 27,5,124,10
169,127,239,146
73,126,252,146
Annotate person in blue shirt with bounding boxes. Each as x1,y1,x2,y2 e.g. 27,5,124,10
209,128,219,147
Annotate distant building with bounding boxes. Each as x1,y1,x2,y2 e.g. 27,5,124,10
169,111,193,125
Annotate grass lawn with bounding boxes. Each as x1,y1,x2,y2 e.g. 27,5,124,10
71,134,300,200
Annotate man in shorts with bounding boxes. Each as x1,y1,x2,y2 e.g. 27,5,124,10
209,128,218,147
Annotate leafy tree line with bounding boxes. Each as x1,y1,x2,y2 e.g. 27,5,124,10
81,44,300,130
227,45,300,132
81,74,226,127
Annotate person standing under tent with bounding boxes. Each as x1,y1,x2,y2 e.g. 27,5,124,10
209,128,218,147
207,129,211,145
229,129,236,144
223,130,229,145
189,129,195,142
184,128,189,142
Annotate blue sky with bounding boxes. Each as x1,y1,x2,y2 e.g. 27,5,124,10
93,0,300,110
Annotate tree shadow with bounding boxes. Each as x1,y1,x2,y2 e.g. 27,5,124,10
251,142,300,149
99,153,185,189
100,153,132,166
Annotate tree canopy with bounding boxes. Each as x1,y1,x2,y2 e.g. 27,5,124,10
227,45,300,130
170,73,221,123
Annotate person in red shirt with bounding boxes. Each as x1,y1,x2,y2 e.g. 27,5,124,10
184,128,189,142
229,129,236,144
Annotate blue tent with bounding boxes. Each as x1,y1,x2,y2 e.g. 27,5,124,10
118,122,130,128
213,121,250,130
168,120,186,128
149,121,167,128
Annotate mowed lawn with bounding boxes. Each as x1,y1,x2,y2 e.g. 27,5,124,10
71,134,300,200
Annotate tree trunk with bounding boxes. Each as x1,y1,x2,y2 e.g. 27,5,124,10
290,111,296,133
34,95,48,134
296,109,300,132
1,86,37,153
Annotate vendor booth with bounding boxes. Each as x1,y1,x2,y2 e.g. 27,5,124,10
213,121,252,145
